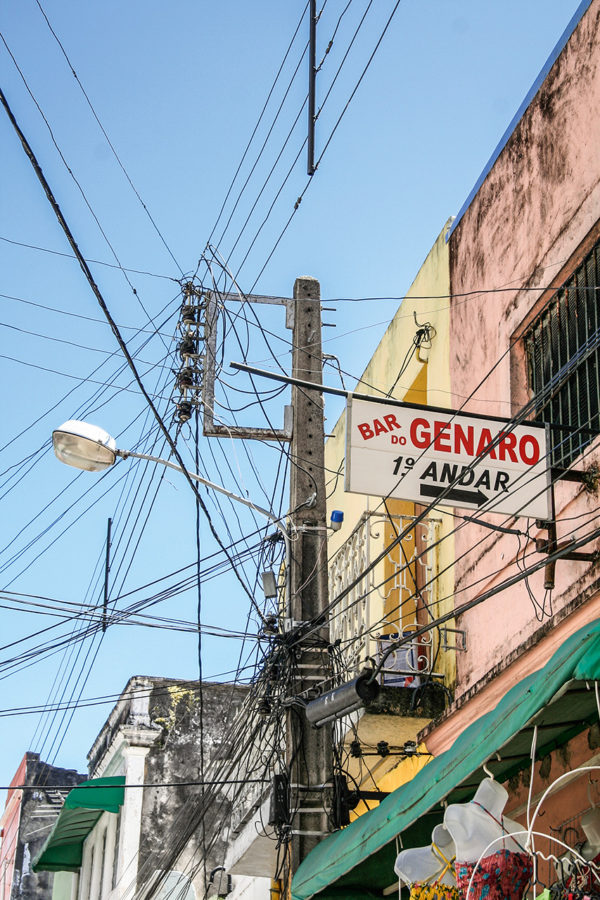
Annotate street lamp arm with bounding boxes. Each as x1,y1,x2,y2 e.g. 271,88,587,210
118,449,289,547
51,420,291,619
118,450,291,618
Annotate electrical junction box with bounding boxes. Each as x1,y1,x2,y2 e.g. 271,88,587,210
376,633,422,688
268,774,290,827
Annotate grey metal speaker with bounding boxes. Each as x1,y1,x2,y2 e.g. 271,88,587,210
305,673,380,727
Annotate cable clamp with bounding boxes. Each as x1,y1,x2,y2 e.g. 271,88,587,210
282,618,307,632
290,830,331,836
290,783,334,790
294,807,328,813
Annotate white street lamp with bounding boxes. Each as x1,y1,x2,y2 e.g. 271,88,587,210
52,419,290,608
52,420,118,472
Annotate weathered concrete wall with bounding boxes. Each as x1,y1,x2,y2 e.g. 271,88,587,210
137,680,249,896
81,676,250,898
449,0,600,695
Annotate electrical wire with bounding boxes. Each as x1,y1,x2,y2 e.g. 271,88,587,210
206,2,309,244
0,34,162,330
0,234,177,280
0,289,174,335
33,0,184,275
0,85,268,620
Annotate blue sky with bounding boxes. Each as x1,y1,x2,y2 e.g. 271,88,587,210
0,0,588,793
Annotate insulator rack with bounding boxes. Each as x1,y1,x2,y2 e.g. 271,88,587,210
173,281,206,424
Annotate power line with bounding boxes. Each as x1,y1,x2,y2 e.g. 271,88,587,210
0,318,172,367
0,234,176,280
0,83,263,615
0,289,174,335
1,777,269,792
215,53,308,254
281,341,600,654
0,599,263,639
0,353,169,396
318,404,600,669
33,0,184,275
243,0,404,290
367,520,600,682
206,1,309,244
0,32,160,329
0,677,254,718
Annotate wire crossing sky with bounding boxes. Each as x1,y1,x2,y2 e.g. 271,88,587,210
0,0,587,801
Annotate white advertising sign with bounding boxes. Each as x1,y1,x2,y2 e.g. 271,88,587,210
345,398,550,519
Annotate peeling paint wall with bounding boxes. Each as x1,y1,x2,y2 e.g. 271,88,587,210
448,0,600,694
72,677,250,900
138,680,248,896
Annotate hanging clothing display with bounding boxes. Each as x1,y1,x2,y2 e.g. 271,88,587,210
409,884,460,900
442,777,532,900
407,842,459,900
395,829,457,889
565,852,600,894
397,770,600,900
455,849,533,900
406,841,459,900
548,888,600,900
562,893,600,900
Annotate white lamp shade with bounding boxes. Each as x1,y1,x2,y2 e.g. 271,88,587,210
52,420,117,472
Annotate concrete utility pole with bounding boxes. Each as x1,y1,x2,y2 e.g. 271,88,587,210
286,276,332,877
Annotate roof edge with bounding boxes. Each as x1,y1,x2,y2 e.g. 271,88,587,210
446,0,594,243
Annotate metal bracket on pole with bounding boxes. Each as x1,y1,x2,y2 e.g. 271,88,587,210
535,527,600,565
283,619,302,632
551,465,600,489
202,291,294,441
536,485,600,589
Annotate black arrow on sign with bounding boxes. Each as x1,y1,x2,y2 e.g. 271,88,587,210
419,483,489,507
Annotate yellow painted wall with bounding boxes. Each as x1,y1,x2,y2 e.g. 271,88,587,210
350,743,433,820
325,218,456,693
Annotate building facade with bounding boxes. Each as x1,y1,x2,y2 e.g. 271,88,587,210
30,3,600,897
322,221,458,804
34,677,248,900
0,753,84,900
292,1,600,897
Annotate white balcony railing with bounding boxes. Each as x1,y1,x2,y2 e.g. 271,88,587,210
328,511,441,680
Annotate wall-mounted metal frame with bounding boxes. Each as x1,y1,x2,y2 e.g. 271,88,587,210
202,292,294,442
440,627,467,652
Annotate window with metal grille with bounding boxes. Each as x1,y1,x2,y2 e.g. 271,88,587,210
524,240,600,468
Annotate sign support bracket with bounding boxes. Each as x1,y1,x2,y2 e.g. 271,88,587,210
536,485,600,589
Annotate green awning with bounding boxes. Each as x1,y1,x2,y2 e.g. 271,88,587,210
33,776,125,873
292,617,600,900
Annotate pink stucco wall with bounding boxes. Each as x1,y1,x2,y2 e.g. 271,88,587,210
0,756,27,900
448,0,600,695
